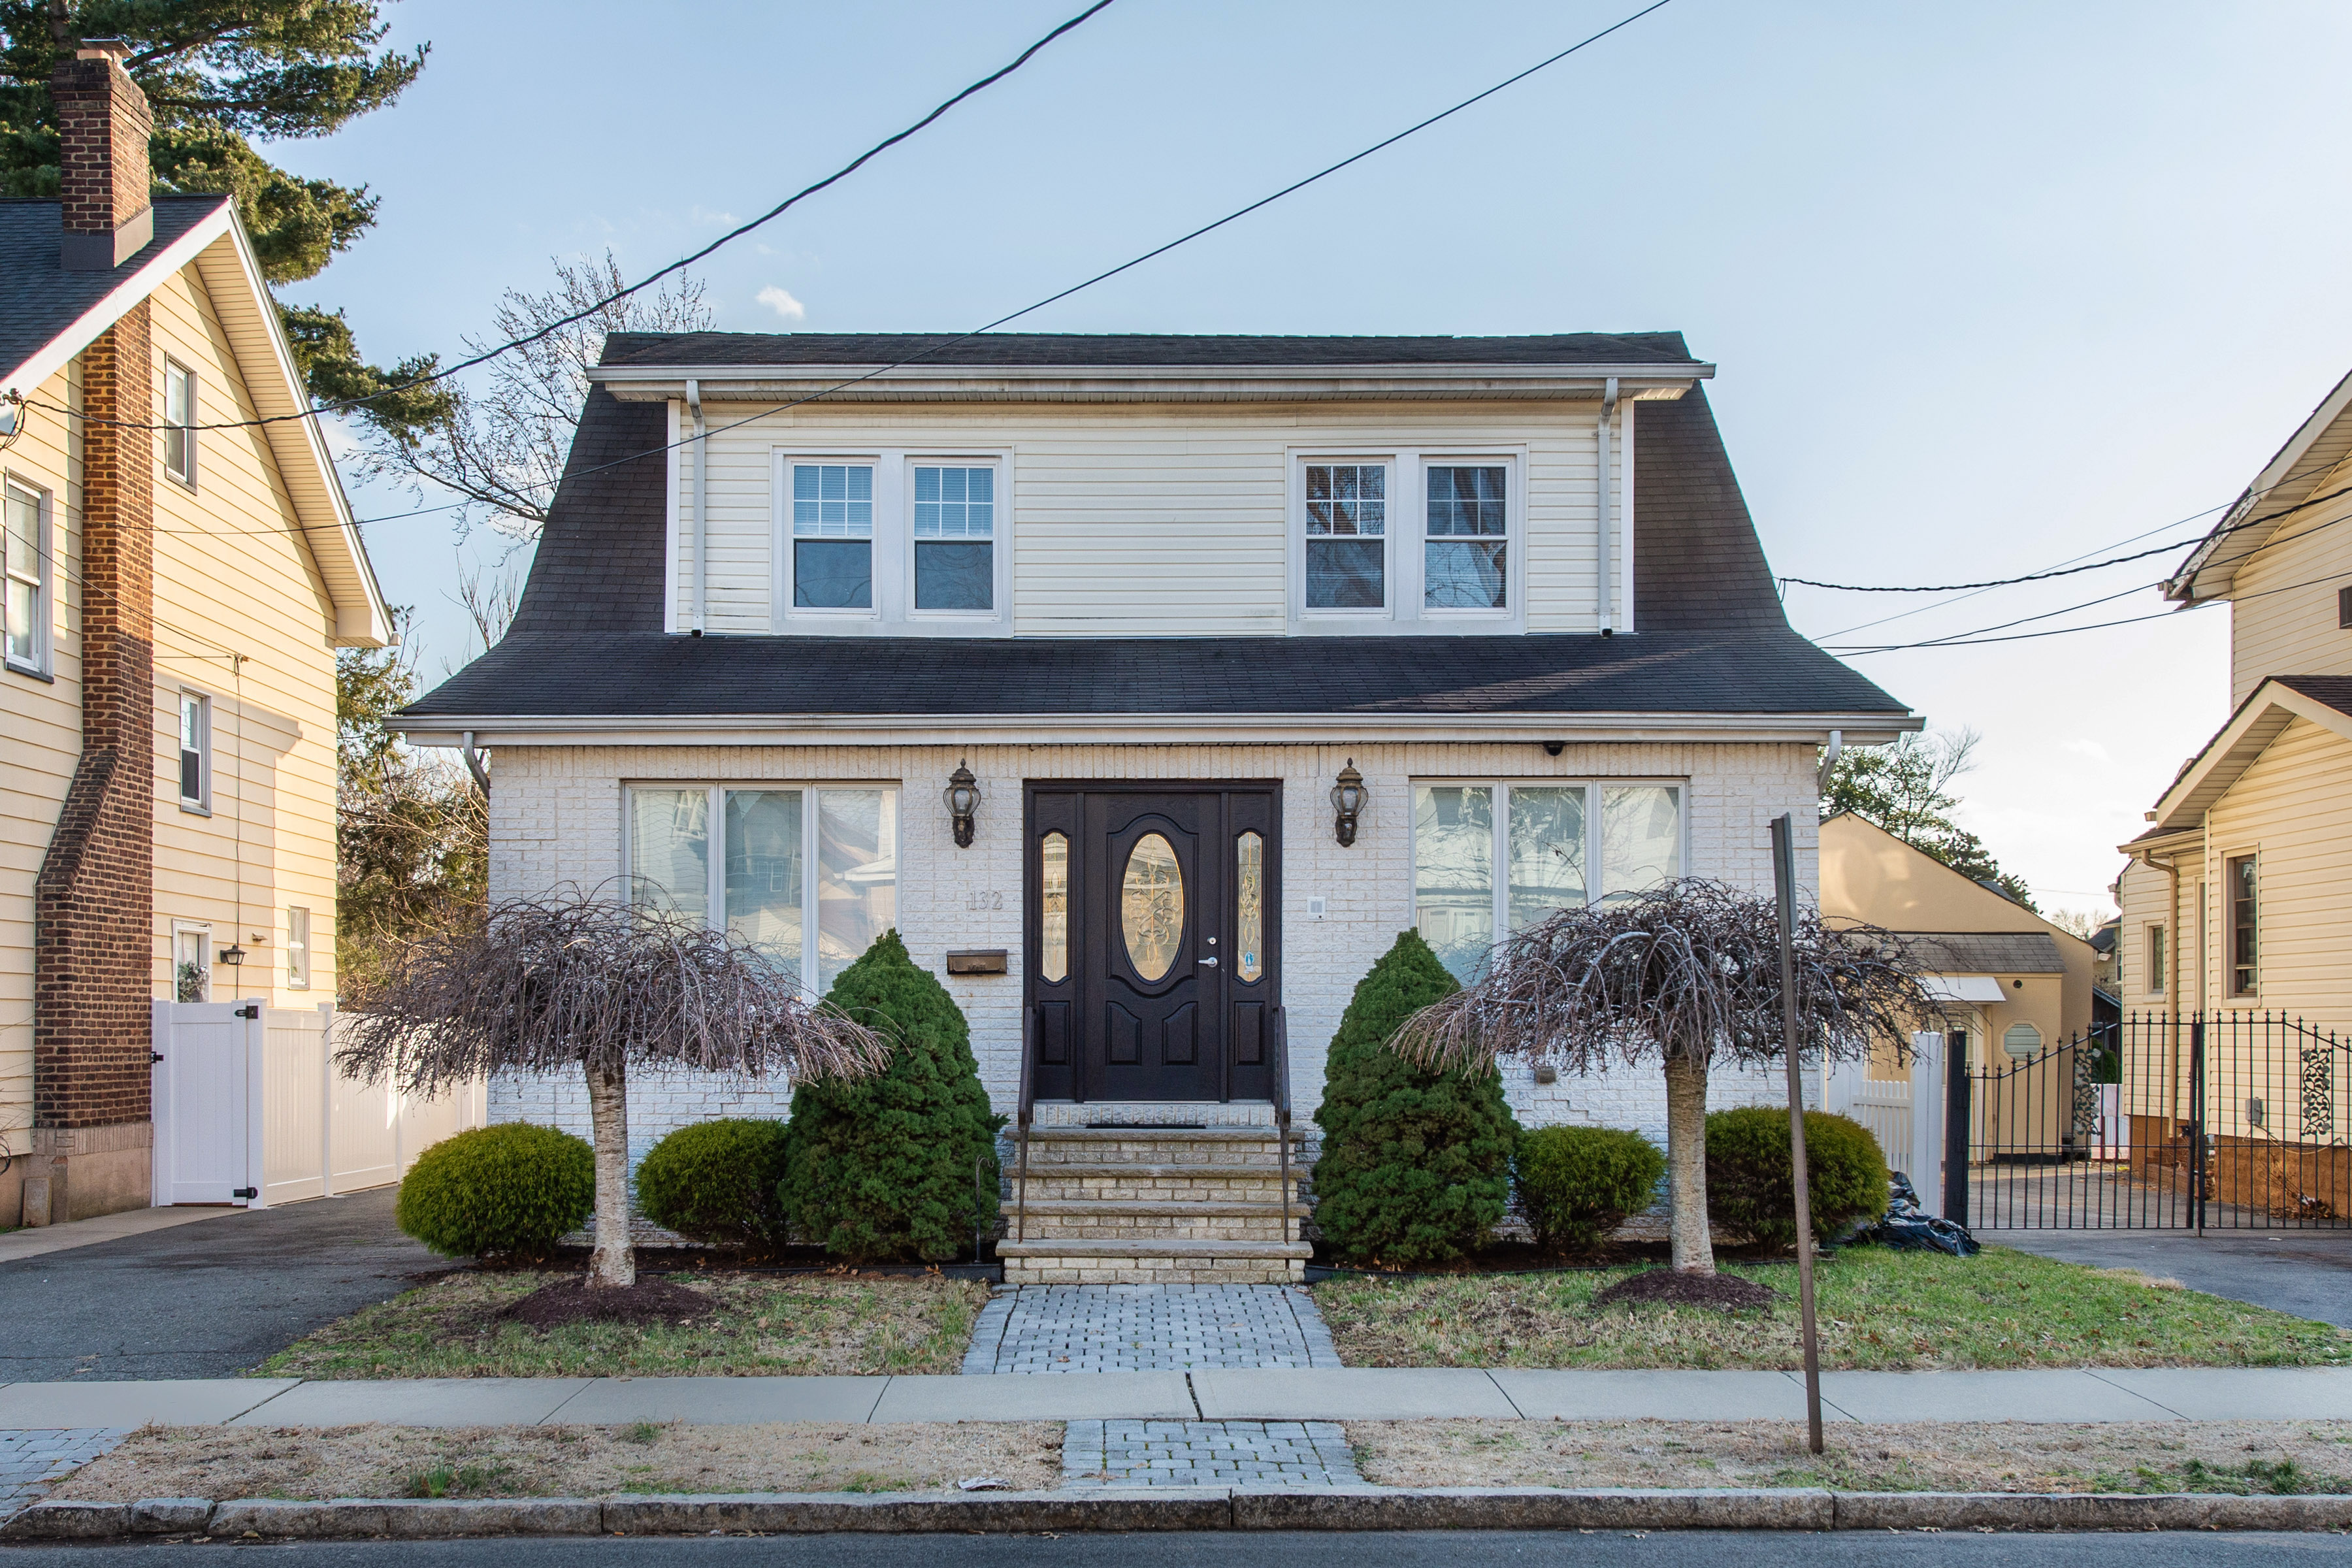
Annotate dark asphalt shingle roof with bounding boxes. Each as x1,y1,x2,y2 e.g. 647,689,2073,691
598,330,1701,369
0,197,228,385
408,344,1907,724
1896,932,2069,975
2277,674,2352,719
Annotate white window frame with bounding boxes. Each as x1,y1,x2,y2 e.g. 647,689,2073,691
903,453,1011,625
1288,448,1527,633
622,781,902,997
776,453,882,623
1409,777,1691,956
162,359,198,489
2144,921,2165,996
177,689,212,814
3,473,53,678
286,906,312,991
2223,846,2259,1001
171,921,212,1002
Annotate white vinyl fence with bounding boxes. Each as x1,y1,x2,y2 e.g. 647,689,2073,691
152,1000,486,1209
1823,1030,1948,1218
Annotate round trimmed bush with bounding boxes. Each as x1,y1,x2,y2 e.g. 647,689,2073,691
1516,1125,1665,1252
1312,930,1520,1266
636,1119,792,1247
395,1123,594,1259
1704,1107,1889,1250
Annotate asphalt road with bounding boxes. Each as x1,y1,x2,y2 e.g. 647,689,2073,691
0,1532,2347,1567
0,1190,446,1380
1988,1229,2352,1327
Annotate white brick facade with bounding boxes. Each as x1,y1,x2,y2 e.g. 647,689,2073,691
484,738,1821,1167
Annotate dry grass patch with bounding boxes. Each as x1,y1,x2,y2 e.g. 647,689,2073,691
1313,1245,2352,1370
1352,1418,2352,1494
252,1271,990,1379
52,1422,1061,1502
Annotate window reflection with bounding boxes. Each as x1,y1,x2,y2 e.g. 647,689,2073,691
630,789,710,924
816,789,896,992
1600,785,1681,902
1236,832,1264,982
1039,832,1069,984
725,790,804,979
1121,833,1183,982
1414,785,1494,982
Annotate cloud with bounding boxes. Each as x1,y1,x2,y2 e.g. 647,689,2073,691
756,285,806,321
2062,738,2112,762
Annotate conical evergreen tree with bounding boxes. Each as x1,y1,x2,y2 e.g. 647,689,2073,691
1312,931,1519,1264
780,932,1002,1262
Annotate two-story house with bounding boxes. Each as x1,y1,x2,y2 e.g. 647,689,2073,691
1,44,390,1223
397,329,1917,1281
2117,370,2352,1034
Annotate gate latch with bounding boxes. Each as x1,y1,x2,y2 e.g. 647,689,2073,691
231,1187,258,1201
150,1052,163,1064
235,1004,260,1020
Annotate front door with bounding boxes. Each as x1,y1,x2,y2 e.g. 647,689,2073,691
1027,783,1280,1103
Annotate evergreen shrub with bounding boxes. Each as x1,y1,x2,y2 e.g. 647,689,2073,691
395,1123,593,1259
779,930,1002,1262
1312,930,1519,1266
636,1118,792,1247
1705,1107,1890,1250
1515,1125,1666,1252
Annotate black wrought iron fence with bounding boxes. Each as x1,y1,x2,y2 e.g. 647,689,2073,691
1960,1011,2350,1231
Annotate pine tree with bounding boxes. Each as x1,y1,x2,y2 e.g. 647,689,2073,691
1312,930,1518,1265
781,932,1002,1263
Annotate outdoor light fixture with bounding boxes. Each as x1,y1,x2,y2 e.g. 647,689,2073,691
1330,759,1366,847
944,759,981,849
216,943,247,968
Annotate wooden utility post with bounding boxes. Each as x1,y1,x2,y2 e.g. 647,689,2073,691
1769,812,1825,1455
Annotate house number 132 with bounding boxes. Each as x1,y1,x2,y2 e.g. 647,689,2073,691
964,890,1005,911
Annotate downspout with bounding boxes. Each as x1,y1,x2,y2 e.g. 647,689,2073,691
687,378,707,636
461,731,490,795
1816,729,1843,794
1596,376,1619,635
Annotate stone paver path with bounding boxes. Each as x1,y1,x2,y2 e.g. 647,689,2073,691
962,1283,1339,1374
0,1429,129,1516
1062,1420,1360,1488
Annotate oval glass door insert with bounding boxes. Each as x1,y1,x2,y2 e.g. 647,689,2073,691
1120,832,1184,982
1039,832,1070,983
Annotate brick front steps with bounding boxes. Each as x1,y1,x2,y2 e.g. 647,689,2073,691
1000,1126,1312,1284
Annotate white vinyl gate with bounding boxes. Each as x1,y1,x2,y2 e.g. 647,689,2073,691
152,1000,485,1209
1823,1030,1948,1218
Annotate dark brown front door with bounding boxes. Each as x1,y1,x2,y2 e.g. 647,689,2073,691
1026,783,1280,1103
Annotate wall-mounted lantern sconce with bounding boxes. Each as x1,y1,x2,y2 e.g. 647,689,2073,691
216,943,247,968
1330,759,1366,847
944,759,980,849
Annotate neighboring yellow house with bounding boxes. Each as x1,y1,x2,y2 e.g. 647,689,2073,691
0,46,389,1220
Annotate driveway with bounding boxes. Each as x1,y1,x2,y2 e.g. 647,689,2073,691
0,1190,444,1381
1990,1228,2352,1328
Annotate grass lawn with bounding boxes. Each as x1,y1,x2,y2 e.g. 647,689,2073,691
1351,1418,2352,1494
253,1270,991,1380
1312,1245,2352,1370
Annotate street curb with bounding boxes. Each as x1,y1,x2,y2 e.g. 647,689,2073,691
9,1487,2352,1539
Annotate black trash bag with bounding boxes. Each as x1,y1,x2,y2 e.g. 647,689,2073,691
1859,1170,1980,1258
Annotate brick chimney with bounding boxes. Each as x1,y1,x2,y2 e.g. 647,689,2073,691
52,38,154,271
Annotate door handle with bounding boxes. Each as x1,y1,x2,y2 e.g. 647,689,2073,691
1198,957,1218,968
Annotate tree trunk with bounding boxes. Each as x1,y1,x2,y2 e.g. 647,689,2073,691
584,1059,634,1290
1663,1049,1714,1275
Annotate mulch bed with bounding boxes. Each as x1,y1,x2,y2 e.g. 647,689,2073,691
1591,1268,1782,1313
497,1276,719,1330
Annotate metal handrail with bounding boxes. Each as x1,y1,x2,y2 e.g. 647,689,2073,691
1273,1010,1294,1245
1015,1005,1036,1245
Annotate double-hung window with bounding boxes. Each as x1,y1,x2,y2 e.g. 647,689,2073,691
790,463,874,609
178,692,210,812
286,906,312,990
1304,463,1386,610
2145,923,2166,994
2226,853,2258,997
3,478,48,674
163,361,197,487
629,784,898,995
1424,465,1508,610
1413,781,1684,981
913,464,994,612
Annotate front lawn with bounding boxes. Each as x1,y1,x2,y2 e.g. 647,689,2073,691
1312,1245,2352,1370
252,1271,990,1380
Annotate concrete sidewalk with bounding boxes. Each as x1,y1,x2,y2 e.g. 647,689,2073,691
5,1365,2351,1429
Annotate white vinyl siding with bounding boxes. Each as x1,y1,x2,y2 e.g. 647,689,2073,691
676,401,1623,636
2225,482,2352,705
2199,719,2352,1026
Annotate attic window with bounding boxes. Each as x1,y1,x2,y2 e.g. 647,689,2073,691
2339,584,2351,629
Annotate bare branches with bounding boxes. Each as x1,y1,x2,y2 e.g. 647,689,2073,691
336,891,889,1097
1390,879,1935,1078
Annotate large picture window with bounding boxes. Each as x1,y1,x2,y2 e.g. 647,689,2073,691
1413,781,1684,980
629,785,898,994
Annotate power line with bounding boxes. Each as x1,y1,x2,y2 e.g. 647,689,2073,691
1830,561,2352,655
21,0,1122,434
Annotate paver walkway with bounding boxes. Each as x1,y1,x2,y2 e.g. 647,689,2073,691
0,1429,128,1516
962,1284,1341,1374
1062,1420,1360,1488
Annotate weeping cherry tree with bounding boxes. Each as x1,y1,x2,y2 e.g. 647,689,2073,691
338,892,888,1288
1390,879,1931,1275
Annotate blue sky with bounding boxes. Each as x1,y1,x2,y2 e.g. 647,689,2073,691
277,0,2352,916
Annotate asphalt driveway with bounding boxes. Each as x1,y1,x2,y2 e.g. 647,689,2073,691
1991,1228,2352,1328
0,1190,445,1381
